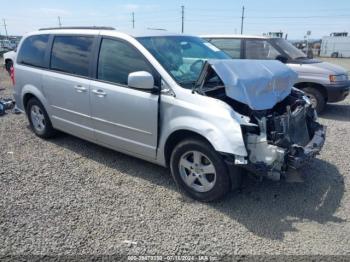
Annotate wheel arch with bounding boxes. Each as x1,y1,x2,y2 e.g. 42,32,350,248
4,58,13,72
164,130,213,167
5,58,13,65
21,86,49,114
23,93,36,112
294,82,328,102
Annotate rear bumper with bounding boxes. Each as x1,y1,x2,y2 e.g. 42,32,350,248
325,82,350,103
287,124,326,169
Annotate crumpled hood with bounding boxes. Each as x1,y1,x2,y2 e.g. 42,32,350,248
206,59,298,110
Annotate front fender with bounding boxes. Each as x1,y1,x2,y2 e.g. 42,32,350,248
158,115,247,166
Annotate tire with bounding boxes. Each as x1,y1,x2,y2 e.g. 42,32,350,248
5,60,13,75
331,52,338,58
170,138,233,202
26,98,56,138
303,87,326,113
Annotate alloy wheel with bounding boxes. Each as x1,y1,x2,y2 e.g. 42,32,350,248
30,105,46,132
178,150,217,193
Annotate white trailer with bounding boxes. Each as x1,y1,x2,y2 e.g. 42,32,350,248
320,35,350,58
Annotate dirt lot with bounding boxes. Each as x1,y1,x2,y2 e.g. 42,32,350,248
0,58,350,256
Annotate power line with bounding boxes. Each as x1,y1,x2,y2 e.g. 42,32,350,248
240,6,245,34
3,19,8,38
248,14,350,19
132,12,135,29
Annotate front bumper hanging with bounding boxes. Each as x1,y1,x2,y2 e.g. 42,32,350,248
287,124,326,169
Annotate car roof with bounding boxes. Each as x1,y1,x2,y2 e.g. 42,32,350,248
200,34,269,39
31,27,190,38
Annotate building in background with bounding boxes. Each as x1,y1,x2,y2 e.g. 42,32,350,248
320,32,350,58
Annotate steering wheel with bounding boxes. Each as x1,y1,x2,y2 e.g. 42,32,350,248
190,59,204,73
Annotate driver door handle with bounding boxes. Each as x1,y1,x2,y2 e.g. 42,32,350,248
74,85,87,93
92,89,107,97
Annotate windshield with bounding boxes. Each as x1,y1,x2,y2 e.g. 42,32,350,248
137,36,229,87
271,38,307,60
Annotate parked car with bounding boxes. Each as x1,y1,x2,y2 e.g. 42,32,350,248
0,39,16,51
201,35,350,113
3,50,16,74
13,27,325,201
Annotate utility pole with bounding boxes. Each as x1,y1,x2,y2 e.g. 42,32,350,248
58,16,62,27
132,12,135,29
3,19,8,39
181,5,184,33
240,6,245,34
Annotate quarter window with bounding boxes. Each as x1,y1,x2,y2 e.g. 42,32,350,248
208,38,241,59
97,38,153,86
50,36,94,77
17,34,49,68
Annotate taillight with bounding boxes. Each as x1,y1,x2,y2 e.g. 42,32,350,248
10,66,15,85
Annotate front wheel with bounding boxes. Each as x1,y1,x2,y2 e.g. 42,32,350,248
170,138,232,202
303,87,326,113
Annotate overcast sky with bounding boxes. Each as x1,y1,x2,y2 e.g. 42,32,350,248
1,0,350,39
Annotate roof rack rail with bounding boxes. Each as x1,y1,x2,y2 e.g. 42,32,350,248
39,26,116,31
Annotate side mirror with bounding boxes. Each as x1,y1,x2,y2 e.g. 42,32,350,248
128,71,154,90
275,55,288,63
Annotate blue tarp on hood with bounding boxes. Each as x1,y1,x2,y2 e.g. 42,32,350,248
207,59,298,110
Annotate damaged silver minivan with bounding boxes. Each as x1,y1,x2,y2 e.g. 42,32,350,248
14,28,326,201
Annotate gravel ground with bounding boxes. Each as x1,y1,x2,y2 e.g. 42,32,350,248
0,58,349,256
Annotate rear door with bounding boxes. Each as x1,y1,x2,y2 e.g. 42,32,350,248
90,37,159,158
43,35,96,140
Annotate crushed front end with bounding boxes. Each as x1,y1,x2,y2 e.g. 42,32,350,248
197,59,326,180
243,89,326,180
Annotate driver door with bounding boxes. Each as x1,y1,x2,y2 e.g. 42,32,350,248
90,37,159,159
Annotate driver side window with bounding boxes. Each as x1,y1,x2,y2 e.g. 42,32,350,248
245,39,280,60
98,38,155,86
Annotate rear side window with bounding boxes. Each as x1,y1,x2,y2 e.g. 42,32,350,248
245,39,281,60
50,36,94,77
17,34,49,67
97,38,153,85
208,38,241,59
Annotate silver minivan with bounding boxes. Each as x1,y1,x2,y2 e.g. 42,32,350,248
14,27,326,201
202,35,350,113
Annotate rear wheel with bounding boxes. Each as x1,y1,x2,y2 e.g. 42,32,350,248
170,138,233,202
26,98,56,138
303,87,326,113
